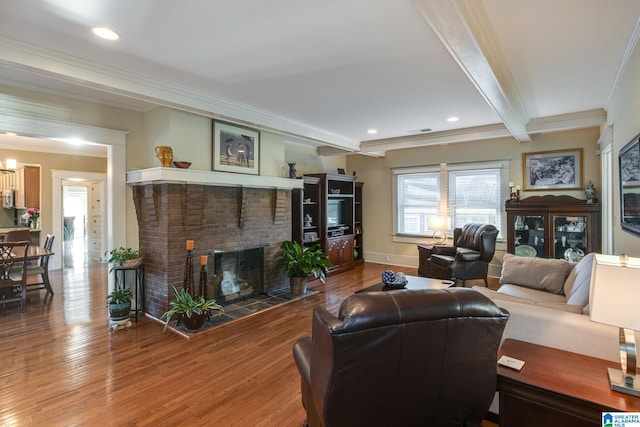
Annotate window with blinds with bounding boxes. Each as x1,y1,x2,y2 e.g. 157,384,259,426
395,172,440,235
393,162,506,240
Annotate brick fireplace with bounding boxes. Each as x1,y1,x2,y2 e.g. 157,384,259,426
129,170,299,319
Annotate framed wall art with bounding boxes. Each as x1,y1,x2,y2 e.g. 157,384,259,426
523,148,583,191
619,132,640,237
212,121,260,175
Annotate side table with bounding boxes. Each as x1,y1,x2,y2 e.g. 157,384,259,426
416,244,433,277
497,338,640,427
114,264,145,320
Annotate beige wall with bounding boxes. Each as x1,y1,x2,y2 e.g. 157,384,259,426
347,127,602,268
1,84,145,248
606,36,640,257
284,143,346,177
0,149,107,241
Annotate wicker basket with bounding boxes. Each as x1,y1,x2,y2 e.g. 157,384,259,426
121,257,143,269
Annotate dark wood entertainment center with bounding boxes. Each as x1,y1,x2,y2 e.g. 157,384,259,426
292,173,363,273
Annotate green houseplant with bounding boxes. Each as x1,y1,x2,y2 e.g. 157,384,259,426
103,247,142,273
160,286,224,331
274,240,332,294
107,287,133,320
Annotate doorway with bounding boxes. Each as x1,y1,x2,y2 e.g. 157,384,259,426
52,170,107,271
62,184,89,268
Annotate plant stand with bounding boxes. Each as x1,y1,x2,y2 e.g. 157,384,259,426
109,316,132,331
114,264,145,320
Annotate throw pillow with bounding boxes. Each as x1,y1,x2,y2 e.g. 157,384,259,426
500,253,571,294
564,252,595,310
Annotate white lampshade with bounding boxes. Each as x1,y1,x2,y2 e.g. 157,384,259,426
428,215,450,232
5,159,16,170
589,254,640,331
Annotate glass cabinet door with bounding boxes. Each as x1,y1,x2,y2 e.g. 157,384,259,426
553,215,587,260
514,215,545,258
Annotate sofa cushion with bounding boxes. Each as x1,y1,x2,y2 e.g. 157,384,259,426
500,254,571,294
497,284,566,304
563,252,595,312
473,286,584,314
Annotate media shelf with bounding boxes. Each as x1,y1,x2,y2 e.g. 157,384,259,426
299,173,358,273
292,176,322,248
354,182,363,265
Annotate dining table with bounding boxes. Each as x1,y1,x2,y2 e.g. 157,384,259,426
18,245,55,262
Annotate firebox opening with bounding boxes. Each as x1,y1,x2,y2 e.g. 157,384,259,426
208,247,265,305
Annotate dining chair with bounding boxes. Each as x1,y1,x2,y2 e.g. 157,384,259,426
4,229,32,242
0,241,30,313
24,234,55,295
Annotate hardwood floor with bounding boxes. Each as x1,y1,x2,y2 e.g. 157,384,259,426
0,260,497,426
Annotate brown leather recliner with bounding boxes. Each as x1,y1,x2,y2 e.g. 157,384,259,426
428,223,498,287
292,288,510,427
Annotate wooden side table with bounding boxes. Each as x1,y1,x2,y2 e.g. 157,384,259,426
497,339,640,427
416,244,433,277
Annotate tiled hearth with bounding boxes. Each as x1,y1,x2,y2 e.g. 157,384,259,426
129,169,303,319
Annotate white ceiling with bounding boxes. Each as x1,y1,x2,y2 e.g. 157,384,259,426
0,0,639,155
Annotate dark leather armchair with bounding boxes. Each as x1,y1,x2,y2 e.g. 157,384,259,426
293,288,509,427
428,223,498,287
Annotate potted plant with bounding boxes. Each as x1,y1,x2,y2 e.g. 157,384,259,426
107,287,133,320
274,240,332,294
160,286,224,331
103,247,142,273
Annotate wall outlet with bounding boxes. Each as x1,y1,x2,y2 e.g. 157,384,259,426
384,255,390,262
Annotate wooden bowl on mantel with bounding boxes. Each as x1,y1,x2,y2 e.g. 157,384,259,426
173,161,192,169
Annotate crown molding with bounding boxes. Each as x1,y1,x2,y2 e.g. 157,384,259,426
526,109,607,133
0,37,359,151
359,123,513,153
606,16,640,106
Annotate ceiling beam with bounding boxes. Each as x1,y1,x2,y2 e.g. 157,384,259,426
414,0,531,142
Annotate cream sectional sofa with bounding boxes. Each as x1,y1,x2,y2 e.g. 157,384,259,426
473,253,622,415
473,253,619,361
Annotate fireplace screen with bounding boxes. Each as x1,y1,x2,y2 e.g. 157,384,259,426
208,247,264,305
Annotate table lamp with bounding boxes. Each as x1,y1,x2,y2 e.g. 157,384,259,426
589,253,640,397
428,215,450,244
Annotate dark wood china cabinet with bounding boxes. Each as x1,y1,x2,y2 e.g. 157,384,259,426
505,195,600,260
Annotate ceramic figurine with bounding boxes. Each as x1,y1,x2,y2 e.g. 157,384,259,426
585,180,597,203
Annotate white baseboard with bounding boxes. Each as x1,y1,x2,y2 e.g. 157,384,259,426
364,251,418,269
364,251,501,279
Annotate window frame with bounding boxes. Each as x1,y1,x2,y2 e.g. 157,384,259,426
392,161,508,243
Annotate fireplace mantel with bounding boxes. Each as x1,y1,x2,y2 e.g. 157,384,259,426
126,167,304,189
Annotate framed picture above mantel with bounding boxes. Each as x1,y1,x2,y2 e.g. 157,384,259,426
523,148,583,191
212,121,260,175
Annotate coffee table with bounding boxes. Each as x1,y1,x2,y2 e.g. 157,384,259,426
359,275,455,293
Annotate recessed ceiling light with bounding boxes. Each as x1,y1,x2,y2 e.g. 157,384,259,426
367,129,378,135
92,26,120,40
446,116,459,122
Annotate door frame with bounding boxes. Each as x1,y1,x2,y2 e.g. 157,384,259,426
52,171,107,270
